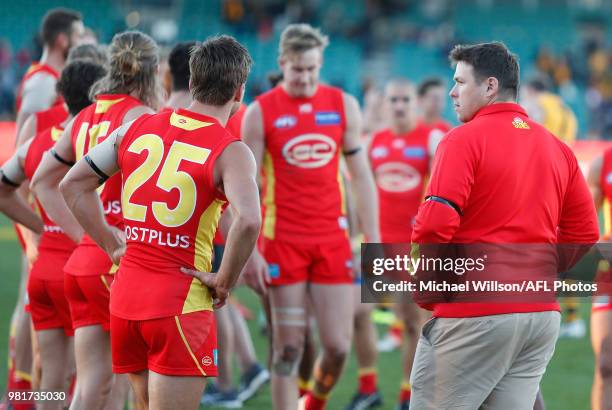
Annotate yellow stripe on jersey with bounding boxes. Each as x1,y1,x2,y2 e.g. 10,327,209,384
183,199,225,314
51,126,63,141
109,264,119,274
604,198,611,237
94,97,125,114
100,275,111,292
263,151,276,239
170,111,213,131
174,316,206,376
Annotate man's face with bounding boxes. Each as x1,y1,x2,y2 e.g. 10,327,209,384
420,85,446,118
384,82,416,128
63,20,85,58
279,48,322,97
449,62,489,123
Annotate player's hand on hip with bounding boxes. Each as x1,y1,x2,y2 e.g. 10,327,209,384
104,226,126,266
181,268,230,309
242,250,269,296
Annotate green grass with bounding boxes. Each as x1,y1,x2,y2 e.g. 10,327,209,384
0,213,595,409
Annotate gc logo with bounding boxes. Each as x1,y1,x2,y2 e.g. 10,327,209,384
282,134,337,168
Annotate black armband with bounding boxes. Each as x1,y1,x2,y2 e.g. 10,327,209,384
50,149,75,166
343,146,362,156
0,170,19,188
425,195,463,216
84,155,109,185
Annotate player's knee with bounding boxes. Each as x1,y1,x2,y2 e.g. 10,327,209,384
322,343,349,366
404,321,420,338
272,345,302,376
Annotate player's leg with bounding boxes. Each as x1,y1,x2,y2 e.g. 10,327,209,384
298,314,317,398
127,371,148,410
148,372,206,410
591,306,612,410
104,375,130,410
11,256,34,387
36,328,72,410
345,284,382,410
270,283,308,409
307,283,354,409
397,300,427,409
230,301,270,402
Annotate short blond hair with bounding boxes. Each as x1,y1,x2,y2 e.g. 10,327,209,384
279,24,329,57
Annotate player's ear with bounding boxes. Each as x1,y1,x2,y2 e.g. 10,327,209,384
56,32,69,51
485,77,499,98
234,83,245,103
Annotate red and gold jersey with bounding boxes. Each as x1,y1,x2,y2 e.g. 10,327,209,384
16,62,62,113
226,103,246,139
257,84,348,244
111,108,238,320
35,104,69,135
23,125,77,280
64,94,143,277
601,147,612,239
369,125,432,243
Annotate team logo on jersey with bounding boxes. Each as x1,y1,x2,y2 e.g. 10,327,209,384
371,146,389,159
282,134,337,168
403,147,426,159
201,356,213,367
375,162,421,192
299,103,312,113
512,117,530,129
274,115,297,129
606,172,612,185
392,139,405,149
315,111,341,125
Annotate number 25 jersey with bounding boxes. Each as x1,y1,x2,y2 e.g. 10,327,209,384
112,109,238,320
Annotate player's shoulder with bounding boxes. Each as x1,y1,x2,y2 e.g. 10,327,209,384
256,85,282,103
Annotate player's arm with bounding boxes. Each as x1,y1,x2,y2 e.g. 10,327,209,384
242,101,265,185
0,142,43,233
412,131,474,243
16,73,57,131
30,119,84,243
342,92,380,243
59,124,130,264
183,142,262,306
588,154,603,212
15,114,37,147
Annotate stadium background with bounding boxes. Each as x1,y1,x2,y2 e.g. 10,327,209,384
0,0,610,408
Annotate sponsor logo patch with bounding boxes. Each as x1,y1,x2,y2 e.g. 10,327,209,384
315,111,341,125
371,146,389,159
512,117,530,129
403,146,426,159
269,264,280,279
274,115,297,129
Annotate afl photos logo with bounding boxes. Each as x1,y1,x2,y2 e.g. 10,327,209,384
282,134,337,168
375,162,421,192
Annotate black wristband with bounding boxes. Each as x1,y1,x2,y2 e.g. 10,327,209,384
50,148,75,166
0,171,19,188
84,155,109,184
425,195,463,216
343,146,362,156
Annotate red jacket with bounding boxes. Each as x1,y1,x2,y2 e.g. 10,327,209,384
412,103,599,317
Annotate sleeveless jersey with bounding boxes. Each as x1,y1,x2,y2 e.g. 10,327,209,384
16,63,62,113
257,84,348,244
112,108,238,320
23,125,77,280
64,94,143,276
601,147,612,239
35,104,69,135
369,125,432,242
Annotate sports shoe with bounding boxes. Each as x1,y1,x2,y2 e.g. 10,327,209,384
201,383,243,408
344,391,383,410
559,318,586,339
377,332,402,352
237,363,270,402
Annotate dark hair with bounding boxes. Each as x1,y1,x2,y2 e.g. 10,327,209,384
267,71,283,88
57,61,107,115
418,77,444,97
169,41,197,91
526,77,550,92
89,31,162,110
190,35,252,105
41,8,82,47
67,44,108,66
449,42,520,99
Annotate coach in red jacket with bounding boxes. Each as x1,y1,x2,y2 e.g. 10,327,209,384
409,42,599,409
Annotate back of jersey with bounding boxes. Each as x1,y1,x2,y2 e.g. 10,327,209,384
113,108,238,320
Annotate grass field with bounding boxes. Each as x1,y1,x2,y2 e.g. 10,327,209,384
0,213,594,409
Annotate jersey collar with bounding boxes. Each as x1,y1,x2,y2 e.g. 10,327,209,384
473,102,527,119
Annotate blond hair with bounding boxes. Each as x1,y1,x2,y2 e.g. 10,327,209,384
89,31,163,109
279,24,329,57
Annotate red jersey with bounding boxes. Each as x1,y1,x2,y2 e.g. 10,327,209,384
226,103,246,138
601,148,612,239
369,125,432,243
112,109,238,320
35,104,69,135
23,125,77,280
64,94,143,277
412,103,599,317
257,84,348,243
16,63,62,113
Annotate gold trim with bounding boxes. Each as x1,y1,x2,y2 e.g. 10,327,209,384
174,316,206,376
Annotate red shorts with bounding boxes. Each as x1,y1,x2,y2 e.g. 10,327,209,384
262,238,353,286
27,277,73,336
111,310,217,377
65,274,113,331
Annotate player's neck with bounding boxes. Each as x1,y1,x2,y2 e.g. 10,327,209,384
39,48,64,73
391,121,415,136
281,82,317,99
422,113,441,125
165,90,192,110
186,100,233,127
